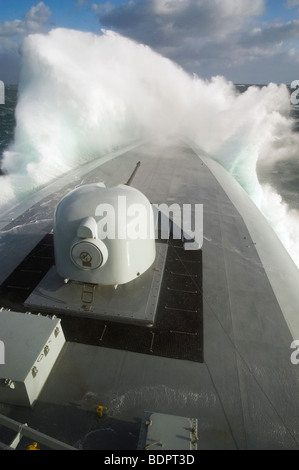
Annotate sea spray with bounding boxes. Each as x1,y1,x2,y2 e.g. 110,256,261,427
1,28,298,267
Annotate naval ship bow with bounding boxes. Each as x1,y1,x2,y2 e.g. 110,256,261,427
0,140,299,450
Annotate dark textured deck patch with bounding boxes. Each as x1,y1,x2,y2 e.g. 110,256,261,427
0,235,203,362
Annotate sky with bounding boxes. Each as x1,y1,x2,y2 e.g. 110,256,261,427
0,0,299,84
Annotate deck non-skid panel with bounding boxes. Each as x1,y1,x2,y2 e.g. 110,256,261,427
62,240,203,362
0,234,203,363
0,233,54,309
52,237,203,362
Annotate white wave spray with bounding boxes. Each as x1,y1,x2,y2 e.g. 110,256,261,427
1,28,299,267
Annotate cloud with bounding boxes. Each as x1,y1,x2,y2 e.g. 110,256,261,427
285,0,299,8
0,20,27,38
245,20,299,45
0,2,52,83
94,0,265,45
0,2,51,38
76,0,92,6
92,0,299,82
92,0,267,70
24,2,52,32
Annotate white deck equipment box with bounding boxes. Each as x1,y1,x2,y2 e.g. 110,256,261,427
0,310,65,407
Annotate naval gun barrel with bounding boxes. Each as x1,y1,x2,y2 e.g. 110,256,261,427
125,161,141,186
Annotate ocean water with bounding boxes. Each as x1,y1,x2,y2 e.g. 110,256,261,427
0,29,298,268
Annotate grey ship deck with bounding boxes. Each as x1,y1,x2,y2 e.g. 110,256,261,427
0,140,299,450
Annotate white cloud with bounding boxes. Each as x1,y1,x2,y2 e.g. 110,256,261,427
92,0,299,82
152,0,189,15
0,2,51,38
0,20,26,38
0,2,52,83
25,2,51,22
92,2,114,15
94,0,265,42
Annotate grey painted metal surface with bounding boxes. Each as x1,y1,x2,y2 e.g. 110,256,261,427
0,140,299,450
0,310,65,407
25,243,167,325
137,412,198,450
189,140,299,341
